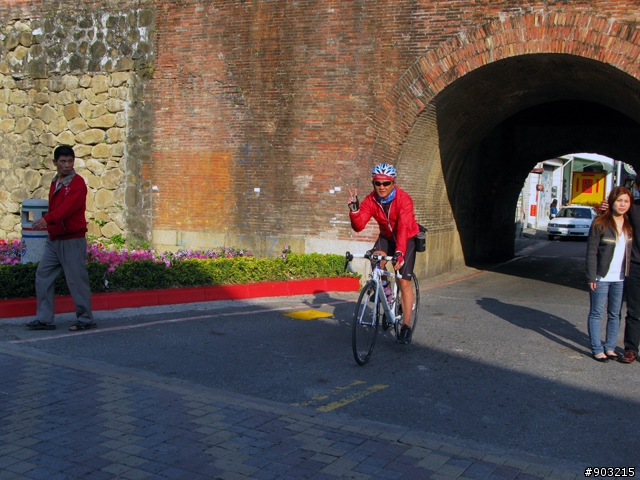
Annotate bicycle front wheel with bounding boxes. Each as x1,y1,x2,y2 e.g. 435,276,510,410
352,280,381,365
395,274,420,340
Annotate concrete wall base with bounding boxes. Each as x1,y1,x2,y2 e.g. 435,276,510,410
152,229,466,282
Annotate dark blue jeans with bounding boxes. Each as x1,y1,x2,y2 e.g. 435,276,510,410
623,262,640,354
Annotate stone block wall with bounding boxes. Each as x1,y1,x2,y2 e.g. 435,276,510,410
0,6,153,242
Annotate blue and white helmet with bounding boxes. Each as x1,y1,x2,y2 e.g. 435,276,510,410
371,163,397,180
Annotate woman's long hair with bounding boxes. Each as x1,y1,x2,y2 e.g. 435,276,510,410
591,186,633,238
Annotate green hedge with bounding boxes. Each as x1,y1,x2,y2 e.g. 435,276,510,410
0,253,356,300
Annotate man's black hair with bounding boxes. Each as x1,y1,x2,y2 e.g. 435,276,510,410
53,145,75,161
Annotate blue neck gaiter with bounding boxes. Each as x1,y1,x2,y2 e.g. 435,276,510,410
377,187,396,205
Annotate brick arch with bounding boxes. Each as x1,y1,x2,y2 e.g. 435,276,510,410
369,11,640,164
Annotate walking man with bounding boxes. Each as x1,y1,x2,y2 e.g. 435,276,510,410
26,145,96,332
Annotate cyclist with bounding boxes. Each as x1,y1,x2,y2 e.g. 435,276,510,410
347,163,420,344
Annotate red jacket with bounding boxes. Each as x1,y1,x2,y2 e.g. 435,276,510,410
43,172,88,240
349,187,420,256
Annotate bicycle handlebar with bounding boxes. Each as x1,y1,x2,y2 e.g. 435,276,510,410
344,251,399,276
350,253,393,261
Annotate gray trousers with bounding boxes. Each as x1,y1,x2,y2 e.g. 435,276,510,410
35,237,93,324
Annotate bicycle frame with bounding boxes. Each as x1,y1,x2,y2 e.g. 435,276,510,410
347,250,420,365
347,252,401,328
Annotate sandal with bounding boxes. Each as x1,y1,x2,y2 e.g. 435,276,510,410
69,321,97,331
605,352,619,360
25,320,56,330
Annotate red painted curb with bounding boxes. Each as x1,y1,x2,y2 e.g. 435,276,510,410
0,277,360,319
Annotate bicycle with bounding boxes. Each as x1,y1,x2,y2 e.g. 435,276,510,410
345,251,420,365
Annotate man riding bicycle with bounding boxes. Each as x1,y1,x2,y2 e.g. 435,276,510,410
347,163,420,344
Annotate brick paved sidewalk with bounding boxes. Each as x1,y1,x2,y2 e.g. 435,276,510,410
0,343,582,480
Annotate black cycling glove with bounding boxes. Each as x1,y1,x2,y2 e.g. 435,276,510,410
348,197,359,212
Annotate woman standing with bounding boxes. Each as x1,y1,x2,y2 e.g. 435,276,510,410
586,186,633,362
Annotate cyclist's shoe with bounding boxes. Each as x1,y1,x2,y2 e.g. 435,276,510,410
398,324,412,345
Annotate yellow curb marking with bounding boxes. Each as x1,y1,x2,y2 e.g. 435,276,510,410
317,384,389,412
283,309,334,320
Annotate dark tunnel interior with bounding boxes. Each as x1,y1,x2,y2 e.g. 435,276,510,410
435,53,640,266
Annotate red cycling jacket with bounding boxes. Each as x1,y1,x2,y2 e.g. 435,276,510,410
349,187,420,256
43,171,88,241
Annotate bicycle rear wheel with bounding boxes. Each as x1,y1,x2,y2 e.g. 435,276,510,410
394,275,420,341
352,280,381,365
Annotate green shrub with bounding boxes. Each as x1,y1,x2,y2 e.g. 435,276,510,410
0,263,38,299
0,262,110,299
87,262,110,293
106,260,173,291
0,253,356,300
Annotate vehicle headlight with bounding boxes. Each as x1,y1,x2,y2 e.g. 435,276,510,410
548,223,557,227
577,225,589,228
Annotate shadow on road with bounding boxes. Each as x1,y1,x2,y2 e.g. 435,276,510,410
477,297,591,357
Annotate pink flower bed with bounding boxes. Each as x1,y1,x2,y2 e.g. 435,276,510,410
0,239,21,265
1,239,252,269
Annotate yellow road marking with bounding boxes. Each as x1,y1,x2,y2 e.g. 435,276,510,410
316,384,388,412
291,380,374,409
332,380,365,393
283,309,334,320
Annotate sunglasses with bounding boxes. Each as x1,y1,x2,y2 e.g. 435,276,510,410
373,181,393,187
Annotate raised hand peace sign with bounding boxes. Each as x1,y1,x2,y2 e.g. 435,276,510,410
347,187,359,212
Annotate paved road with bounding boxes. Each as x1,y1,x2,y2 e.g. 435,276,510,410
1,234,638,478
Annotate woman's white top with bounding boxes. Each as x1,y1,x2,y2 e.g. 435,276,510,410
600,231,627,282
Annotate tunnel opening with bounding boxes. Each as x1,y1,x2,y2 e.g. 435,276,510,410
431,54,640,267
